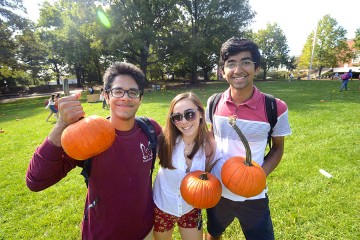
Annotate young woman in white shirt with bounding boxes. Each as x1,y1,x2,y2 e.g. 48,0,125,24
153,92,222,240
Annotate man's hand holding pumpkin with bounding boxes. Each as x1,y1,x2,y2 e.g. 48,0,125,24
49,92,85,147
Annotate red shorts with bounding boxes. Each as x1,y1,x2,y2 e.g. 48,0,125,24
154,206,201,232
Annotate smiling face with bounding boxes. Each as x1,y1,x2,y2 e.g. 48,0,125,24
222,51,259,92
172,99,201,141
106,75,141,124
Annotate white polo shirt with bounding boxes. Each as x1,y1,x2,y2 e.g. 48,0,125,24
206,87,292,202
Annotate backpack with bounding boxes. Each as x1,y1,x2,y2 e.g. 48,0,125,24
208,92,277,148
80,116,157,187
341,73,349,80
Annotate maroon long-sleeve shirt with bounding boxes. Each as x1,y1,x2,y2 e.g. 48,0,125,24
26,119,161,240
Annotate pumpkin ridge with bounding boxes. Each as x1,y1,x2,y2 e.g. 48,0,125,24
61,115,116,160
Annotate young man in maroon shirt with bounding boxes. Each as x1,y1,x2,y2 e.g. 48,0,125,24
26,62,162,240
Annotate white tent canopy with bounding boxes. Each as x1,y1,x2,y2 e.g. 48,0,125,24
333,67,360,73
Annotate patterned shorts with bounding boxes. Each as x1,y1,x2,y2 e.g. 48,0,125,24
154,206,201,232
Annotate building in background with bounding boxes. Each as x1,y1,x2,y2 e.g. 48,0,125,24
333,39,360,78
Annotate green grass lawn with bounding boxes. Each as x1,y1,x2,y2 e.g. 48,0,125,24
1,80,359,239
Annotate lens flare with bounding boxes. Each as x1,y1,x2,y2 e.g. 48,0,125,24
97,10,111,28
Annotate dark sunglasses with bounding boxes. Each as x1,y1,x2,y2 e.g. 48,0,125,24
170,109,198,124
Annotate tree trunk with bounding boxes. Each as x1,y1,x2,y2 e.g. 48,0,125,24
190,69,197,84
53,63,61,85
94,58,102,82
75,65,82,87
139,42,150,87
203,67,210,82
50,61,61,85
318,66,323,79
262,69,268,81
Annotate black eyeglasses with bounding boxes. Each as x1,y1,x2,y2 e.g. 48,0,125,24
225,60,256,70
107,87,142,99
170,109,198,124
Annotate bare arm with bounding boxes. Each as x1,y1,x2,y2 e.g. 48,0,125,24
262,136,285,176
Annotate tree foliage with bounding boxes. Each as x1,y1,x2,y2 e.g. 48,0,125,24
1,0,256,88
177,0,255,83
0,0,30,90
255,23,290,80
37,0,105,86
298,14,352,76
354,28,360,50
104,0,180,85
0,0,27,68
6,1,355,90
16,27,48,85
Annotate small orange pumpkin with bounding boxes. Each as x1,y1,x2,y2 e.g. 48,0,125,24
221,116,266,198
61,115,115,160
180,170,222,209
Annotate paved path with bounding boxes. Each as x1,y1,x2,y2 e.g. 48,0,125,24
0,89,83,103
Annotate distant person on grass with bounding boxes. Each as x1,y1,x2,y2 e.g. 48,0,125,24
54,93,61,111
88,86,94,94
45,94,58,122
26,62,162,240
205,38,292,240
153,92,222,240
100,87,109,109
339,69,352,92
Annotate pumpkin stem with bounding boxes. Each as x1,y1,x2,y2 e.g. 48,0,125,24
200,172,208,180
228,116,252,166
205,157,221,173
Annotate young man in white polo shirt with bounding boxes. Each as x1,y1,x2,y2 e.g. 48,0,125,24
206,38,292,240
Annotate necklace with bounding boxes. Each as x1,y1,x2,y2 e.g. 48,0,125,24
184,141,194,157
184,141,195,173
184,149,193,173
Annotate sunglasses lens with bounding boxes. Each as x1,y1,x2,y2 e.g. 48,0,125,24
171,114,182,123
171,109,197,124
184,110,196,122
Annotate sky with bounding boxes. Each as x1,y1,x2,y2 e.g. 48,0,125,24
248,0,360,56
23,0,360,56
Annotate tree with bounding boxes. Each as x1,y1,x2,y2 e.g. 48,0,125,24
0,0,28,67
16,27,48,85
298,15,352,77
37,1,67,85
354,28,360,50
104,0,180,85
177,0,255,84
37,0,105,87
255,23,290,80
0,0,30,90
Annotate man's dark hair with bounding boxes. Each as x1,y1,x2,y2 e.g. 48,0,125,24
103,62,145,97
219,38,261,70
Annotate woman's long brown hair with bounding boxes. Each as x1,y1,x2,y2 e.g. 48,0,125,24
158,92,213,169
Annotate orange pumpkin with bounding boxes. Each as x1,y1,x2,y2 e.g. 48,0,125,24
61,115,115,160
221,116,266,198
180,170,222,209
